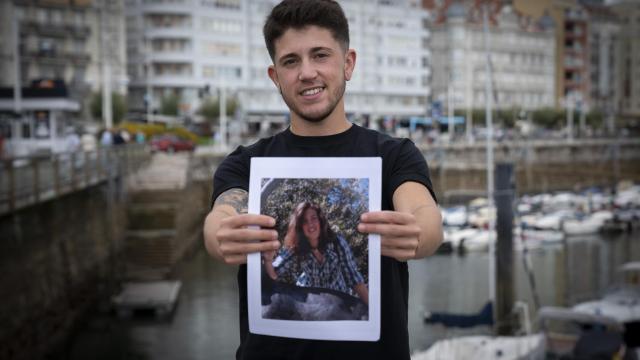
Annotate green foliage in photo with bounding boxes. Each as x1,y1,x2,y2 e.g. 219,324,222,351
261,178,369,284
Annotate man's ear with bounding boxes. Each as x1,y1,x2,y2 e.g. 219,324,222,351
344,49,356,81
268,65,279,89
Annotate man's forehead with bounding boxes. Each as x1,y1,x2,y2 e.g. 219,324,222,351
274,25,339,57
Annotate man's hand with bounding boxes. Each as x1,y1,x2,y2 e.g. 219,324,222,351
262,249,276,263
358,211,421,261
204,188,281,265
357,182,443,261
215,214,281,265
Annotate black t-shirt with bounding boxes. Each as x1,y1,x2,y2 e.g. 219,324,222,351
212,124,435,360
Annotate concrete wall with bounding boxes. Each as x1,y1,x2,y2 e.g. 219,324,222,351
432,159,640,204
0,153,213,359
0,182,128,360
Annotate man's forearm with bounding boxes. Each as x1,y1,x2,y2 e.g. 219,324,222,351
414,204,443,259
204,206,234,261
203,188,249,262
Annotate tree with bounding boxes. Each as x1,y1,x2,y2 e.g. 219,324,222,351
260,178,370,284
90,92,127,124
532,107,565,129
159,93,180,116
197,96,239,124
586,110,604,128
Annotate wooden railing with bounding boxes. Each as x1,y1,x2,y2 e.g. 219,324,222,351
0,144,150,216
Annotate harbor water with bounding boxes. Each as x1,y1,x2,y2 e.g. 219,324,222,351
65,231,639,359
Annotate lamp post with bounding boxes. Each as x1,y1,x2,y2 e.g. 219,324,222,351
12,13,22,115
100,2,113,129
219,82,227,151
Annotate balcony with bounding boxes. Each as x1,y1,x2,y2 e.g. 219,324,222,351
67,24,91,39
21,49,90,66
67,52,90,65
564,58,584,69
150,51,194,63
147,76,201,88
20,20,90,39
145,28,192,39
141,1,193,15
21,20,67,38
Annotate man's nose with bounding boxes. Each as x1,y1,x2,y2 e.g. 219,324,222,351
298,59,318,81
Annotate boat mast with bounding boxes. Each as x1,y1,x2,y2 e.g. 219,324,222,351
482,0,496,327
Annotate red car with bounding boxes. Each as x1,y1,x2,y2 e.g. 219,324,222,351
150,135,195,152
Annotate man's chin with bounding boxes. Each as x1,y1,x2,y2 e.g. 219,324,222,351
295,107,335,123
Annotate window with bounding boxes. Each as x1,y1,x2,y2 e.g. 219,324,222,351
201,41,241,56
51,9,63,25
202,65,241,79
201,17,242,34
74,10,86,26
201,0,240,9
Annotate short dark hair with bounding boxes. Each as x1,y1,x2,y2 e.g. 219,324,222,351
263,0,350,61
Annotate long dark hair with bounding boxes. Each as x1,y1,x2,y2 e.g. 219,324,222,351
290,201,336,257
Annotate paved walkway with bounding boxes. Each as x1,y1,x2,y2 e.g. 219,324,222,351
127,153,191,191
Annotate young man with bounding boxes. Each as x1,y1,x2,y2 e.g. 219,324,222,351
203,0,443,358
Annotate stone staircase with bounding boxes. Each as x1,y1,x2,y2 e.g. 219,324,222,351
124,153,209,280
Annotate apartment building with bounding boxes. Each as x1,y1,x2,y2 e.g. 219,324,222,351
514,0,592,110
584,2,620,120
125,0,431,124
610,0,640,120
0,0,127,156
429,1,556,114
0,0,127,110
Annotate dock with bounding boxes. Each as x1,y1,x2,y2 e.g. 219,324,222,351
112,280,182,318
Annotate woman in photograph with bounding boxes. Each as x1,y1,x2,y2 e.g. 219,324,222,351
263,201,369,305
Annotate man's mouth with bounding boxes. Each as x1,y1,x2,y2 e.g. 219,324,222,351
300,87,324,96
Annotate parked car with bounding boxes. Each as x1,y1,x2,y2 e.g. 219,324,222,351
150,134,195,152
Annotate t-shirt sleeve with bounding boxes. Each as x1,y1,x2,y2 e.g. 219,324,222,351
386,139,437,205
211,145,251,208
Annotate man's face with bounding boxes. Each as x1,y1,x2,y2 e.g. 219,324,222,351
268,26,355,124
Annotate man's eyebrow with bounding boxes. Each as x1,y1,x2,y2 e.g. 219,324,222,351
310,46,332,53
277,47,334,63
277,51,299,63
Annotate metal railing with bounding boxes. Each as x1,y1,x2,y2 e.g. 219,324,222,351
0,144,150,216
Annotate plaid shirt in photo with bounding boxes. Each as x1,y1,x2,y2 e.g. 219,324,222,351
272,235,365,296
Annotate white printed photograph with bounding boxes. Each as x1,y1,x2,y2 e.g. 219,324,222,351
247,157,381,341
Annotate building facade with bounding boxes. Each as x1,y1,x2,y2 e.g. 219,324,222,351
0,0,127,117
584,2,620,124
124,0,431,125
513,0,593,110
429,2,556,115
610,0,640,120
0,0,127,156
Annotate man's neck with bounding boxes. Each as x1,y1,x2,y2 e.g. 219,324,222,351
290,117,352,137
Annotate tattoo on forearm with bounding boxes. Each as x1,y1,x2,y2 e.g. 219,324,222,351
214,188,248,214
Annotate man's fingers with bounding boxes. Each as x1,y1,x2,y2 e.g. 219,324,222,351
219,239,280,258
358,222,420,237
220,228,278,242
381,246,415,261
222,213,276,228
380,236,419,250
222,254,247,265
360,211,414,225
